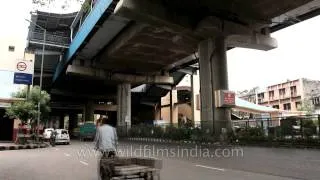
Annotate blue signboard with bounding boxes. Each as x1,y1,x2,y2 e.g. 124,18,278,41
13,72,33,85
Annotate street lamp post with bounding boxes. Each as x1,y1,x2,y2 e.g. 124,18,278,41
25,19,46,142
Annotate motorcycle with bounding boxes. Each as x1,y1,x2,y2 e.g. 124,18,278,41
49,130,57,147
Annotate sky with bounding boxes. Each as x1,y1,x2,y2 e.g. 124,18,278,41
0,0,81,98
0,0,320,97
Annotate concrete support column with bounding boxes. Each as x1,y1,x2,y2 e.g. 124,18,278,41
59,114,64,129
170,88,173,124
117,83,131,128
198,39,214,132
85,100,94,122
190,74,195,123
159,99,162,120
69,113,77,135
211,36,232,136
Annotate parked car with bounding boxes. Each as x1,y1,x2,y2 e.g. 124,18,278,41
43,128,54,140
55,129,70,145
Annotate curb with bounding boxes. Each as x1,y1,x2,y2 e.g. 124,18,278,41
126,137,220,146
0,143,49,151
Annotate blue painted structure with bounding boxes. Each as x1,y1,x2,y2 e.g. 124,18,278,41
53,0,115,82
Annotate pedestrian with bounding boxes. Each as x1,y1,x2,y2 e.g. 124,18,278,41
96,115,103,128
94,117,118,180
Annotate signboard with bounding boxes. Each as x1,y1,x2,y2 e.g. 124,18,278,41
215,90,236,108
13,59,34,85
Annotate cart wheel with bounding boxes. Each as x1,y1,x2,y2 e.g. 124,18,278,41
100,166,111,180
144,172,153,180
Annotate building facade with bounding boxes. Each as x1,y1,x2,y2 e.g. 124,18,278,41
239,78,320,112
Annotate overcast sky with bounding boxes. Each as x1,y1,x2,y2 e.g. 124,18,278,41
0,0,320,97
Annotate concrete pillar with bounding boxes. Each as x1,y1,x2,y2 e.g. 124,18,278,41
159,99,162,120
117,83,131,127
190,74,195,123
59,114,64,129
170,89,173,124
85,100,94,122
69,113,77,134
198,39,214,132
211,36,232,136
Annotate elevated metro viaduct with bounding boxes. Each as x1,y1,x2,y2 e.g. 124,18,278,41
27,0,320,137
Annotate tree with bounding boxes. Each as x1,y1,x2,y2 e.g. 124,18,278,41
297,99,314,115
32,0,84,10
6,86,51,125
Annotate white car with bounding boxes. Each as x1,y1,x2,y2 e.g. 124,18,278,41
43,128,54,140
55,129,70,145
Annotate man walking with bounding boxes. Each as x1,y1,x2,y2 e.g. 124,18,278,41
94,117,118,179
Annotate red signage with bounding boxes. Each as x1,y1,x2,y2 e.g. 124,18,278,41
223,91,235,105
16,62,27,71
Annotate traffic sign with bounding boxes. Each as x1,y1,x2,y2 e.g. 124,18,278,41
13,59,34,85
13,73,33,85
16,62,27,71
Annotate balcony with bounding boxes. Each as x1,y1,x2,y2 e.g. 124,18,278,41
279,93,290,100
29,31,70,48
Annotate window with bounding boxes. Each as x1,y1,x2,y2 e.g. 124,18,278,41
279,88,286,96
283,103,291,110
295,102,302,109
290,86,297,96
269,91,274,100
312,97,320,105
8,46,15,52
273,105,279,109
258,93,264,99
258,93,264,103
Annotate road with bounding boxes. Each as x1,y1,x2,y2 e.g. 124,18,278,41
0,140,320,180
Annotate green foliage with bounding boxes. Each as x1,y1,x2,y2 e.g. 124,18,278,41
6,86,51,124
297,99,314,114
280,117,300,136
5,101,38,122
81,0,91,13
302,120,317,137
32,0,85,10
236,127,264,139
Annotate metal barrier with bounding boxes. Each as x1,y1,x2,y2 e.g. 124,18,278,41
231,114,320,139
30,32,70,46
117,115,320,142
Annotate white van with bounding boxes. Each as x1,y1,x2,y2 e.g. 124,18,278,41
43,128,54,140
55,129,70,145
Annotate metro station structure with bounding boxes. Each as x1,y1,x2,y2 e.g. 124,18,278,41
25,0,320,138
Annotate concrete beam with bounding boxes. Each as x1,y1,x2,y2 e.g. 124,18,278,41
156,85,172,90
66,65,174,84
115,0,193,30
226,34,278,51
101,23,148,58
177,68,194,75
165,53,198,70
195,16,264,37
51,89,116,99
94,104,117,112
34,50,62,56
115,0,268,39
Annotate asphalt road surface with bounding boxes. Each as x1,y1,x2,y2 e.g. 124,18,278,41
0,140,319,180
